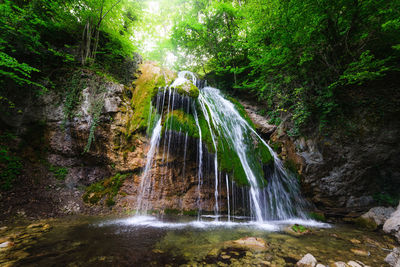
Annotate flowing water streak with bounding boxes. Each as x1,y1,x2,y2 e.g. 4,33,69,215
192,105,203,219
136,118,162,214
198,95,220,219
226,174,231,222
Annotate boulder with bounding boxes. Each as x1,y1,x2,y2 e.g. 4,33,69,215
385,247,400,267
361,206,395,226
383,202,400,243
296,253,317,267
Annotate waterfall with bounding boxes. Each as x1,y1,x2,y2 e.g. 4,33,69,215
134,71,310,221
136,117,162,214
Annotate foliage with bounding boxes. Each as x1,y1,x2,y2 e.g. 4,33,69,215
49,165,69,181
0,133,22,191
171,0,400,133
291,224,309,233
309,212,326,222
83,173,130,206
373,192,399,207
0,0,141,113
63,71,87,122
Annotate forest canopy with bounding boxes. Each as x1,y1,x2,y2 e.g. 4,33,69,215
1,0,400,134
169,0,400,134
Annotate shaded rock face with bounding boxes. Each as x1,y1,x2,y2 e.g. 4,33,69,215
241,100,400,214
0,62,224,219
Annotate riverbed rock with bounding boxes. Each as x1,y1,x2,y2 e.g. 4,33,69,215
296,253,317,267
360,206,395,227
350,249,370,257
347,261,363,267
232,237,268,251
331,262,347,267
383,202,400,243
385,247,400,267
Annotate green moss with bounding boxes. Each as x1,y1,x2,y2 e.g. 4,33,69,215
49,165,68,181
162,110,215,152
172,80,199,98
291,224,309,233
255,142,273,165
164,208,180,215
354,216,378,231
128,64,171,137
309,212,326,222
83,173,130,206
217,137,249,186
183,210,198,216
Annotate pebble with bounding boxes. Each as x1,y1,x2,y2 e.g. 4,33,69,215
331,262,347,267
347,261,362,267
0,241,12,248
350,248,370,257
350,239,361,244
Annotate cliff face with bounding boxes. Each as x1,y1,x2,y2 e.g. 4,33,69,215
0,62,224,220
241,100,400,216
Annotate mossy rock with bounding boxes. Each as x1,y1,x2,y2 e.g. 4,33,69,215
354,216,378,230
162,109,215,152
127,62,176,137
171,80,199,98
309,212,326,222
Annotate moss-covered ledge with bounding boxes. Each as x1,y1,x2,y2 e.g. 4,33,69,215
170,80,200,98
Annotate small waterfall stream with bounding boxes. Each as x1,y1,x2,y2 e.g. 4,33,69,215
136,71,310,222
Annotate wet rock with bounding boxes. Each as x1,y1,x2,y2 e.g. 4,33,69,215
296,253,317,267
12,250,30,260
0,241,13,248
316,264,326,267
360,206,395,227
350,249,370,257
232,237,268,251
350,239,361,244
347,261,363,267
383,202,400,243
286,224,311,236
385,247,400,267
331,262,347,267
27,223,44,229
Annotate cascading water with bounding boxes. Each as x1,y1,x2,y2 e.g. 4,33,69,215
135,70,310,222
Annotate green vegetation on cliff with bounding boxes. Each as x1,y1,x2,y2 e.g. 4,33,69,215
126,63,176,137
83,173,130,206
0,0,142,111
0,133,22,191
